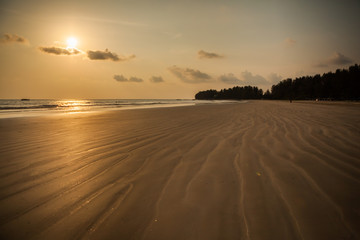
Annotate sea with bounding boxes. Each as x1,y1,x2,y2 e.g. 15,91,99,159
0,99,238,118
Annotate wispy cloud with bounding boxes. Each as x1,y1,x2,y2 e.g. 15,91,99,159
313,63,328,68
149,76,164,83
163,31,183,39
114,75,143,82
198,50,223,59
0,33,28,44
73,16,148,27
315,52,353,67
171,33,183,39
87,49,135,62
328,52,353,65
168,66,213,84
284,37,296,47
39,46,81,55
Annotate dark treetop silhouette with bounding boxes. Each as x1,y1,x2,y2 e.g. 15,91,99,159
195,64,360,101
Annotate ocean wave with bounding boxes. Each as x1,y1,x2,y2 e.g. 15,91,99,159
0,104,59,110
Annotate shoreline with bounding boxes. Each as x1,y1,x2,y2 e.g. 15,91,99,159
0,99,242,119
1,98,359,120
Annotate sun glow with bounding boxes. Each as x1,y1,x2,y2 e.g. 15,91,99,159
66,37,78,49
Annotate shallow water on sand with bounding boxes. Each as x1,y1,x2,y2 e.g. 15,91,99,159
0,99,241,118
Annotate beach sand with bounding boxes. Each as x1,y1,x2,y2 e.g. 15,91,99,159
0,101,359,240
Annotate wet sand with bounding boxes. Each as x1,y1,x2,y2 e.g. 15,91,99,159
0,101,359,240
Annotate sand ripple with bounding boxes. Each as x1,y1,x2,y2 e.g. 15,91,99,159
0,101,359,239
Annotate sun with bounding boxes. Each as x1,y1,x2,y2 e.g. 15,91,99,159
66,37,78,49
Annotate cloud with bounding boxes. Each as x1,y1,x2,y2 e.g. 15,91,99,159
114,75,128,82
313,63,328,68
39,46,81,55
0,33,28,44
113,75,143,82
267,73,283,84
168,66,212,84
219,73,242,84
219,72,271,85
241,71,268,85
315,52,353,67
198,50,223,59
284,37,296,46
328,52,353,65
149,76,164,83
87,49,135,62
129,77,143,82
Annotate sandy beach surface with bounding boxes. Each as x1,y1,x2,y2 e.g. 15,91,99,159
0,100,359,240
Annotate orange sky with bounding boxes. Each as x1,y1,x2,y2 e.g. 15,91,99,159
1,0,359,99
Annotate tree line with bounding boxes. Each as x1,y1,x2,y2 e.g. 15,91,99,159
195,86,263,100
195,64,360,100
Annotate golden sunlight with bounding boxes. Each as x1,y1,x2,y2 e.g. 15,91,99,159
66,37,78,49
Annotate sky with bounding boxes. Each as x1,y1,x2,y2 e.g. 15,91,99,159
1,0,359,99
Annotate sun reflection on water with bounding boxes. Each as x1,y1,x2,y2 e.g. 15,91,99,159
55,100,91,113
